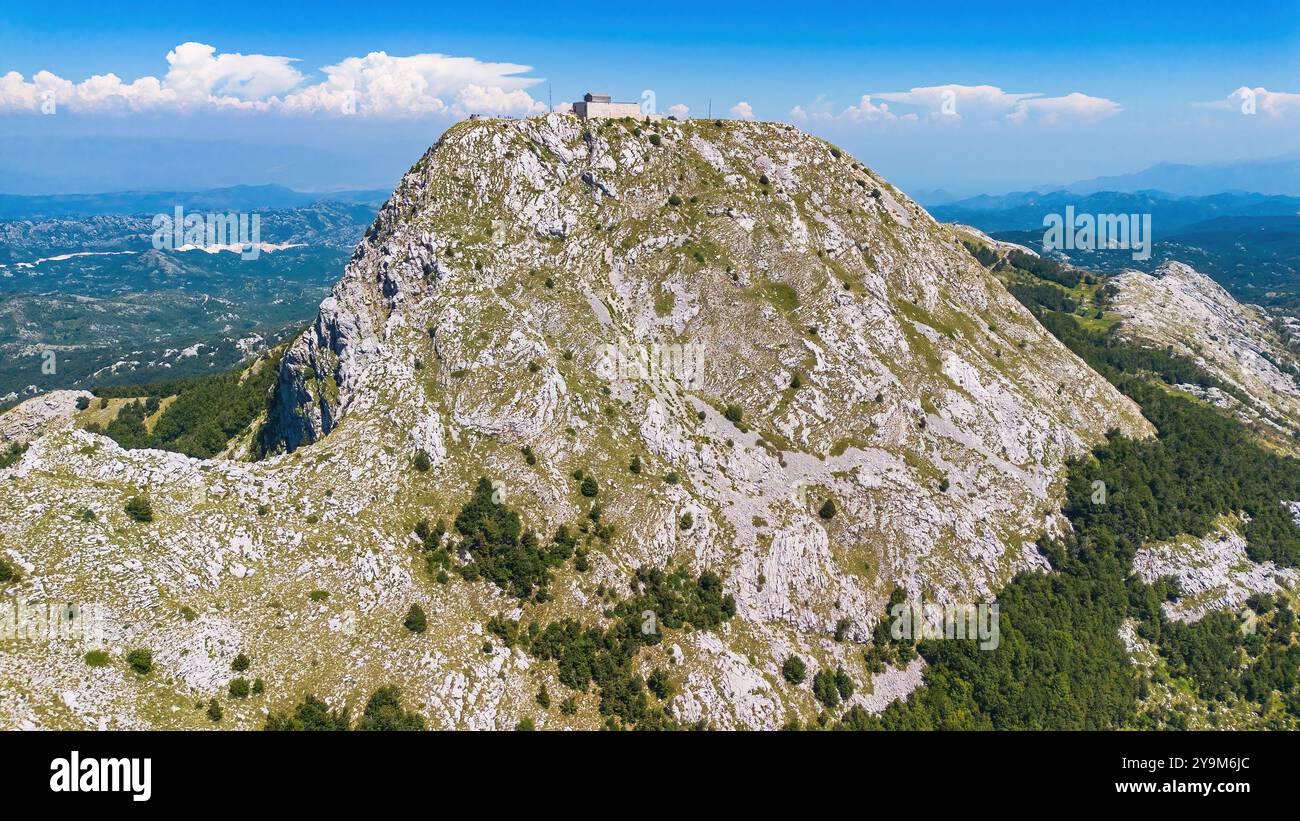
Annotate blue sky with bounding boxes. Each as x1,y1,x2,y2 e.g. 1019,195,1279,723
2,0,1298,195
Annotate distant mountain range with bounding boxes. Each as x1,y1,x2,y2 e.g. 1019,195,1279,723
1063,156,1300,197
910,156,1300,206
929,190,1300,233
0,184,389,219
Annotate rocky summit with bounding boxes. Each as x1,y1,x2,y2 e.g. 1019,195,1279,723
1108,261,1300,447
0,114,1151,729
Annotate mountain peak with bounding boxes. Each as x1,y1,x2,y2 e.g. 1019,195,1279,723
0,112,1151,728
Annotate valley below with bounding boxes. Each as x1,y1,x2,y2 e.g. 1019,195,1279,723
0,197,381,403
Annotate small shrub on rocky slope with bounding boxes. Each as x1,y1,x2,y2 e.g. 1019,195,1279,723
126,648,152,675
355,686,425,731
0,442,26,469
834,617,852,642
403,604,428,634
124,495,153,523
264,694,350,731
834,667,855,701
813,668,841,710
782,655,807,685
647,668,674,699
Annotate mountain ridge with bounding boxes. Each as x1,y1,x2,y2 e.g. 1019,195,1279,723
0,185,390,219
929,190,1300,234
0,114,1151,729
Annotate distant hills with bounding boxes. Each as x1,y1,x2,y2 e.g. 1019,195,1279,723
0,184,390,219
0,197,380,398
929,190,1300,233
912,155,1300,207
927,183,1300,310
1063,156,1300,197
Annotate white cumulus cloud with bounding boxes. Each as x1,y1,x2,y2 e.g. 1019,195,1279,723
730,101,755,120
669,103,689,119
1005,91,1122,124
793,84,1121,125
164,42,304,103
1195,86,1300,117
0,42,546,118
793,95,897,123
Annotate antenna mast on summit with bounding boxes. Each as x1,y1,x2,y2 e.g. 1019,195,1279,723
549,84,553,113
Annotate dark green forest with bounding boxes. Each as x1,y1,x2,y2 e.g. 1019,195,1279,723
90,349,282,459
850,248,1300,730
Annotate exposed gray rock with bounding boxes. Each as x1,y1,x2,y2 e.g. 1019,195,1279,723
0,115,1152,729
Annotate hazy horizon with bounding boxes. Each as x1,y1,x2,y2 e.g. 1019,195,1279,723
2,1,1297,198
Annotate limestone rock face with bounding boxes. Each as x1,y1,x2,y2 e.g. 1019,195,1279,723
1106,263,1300,627
0,116,1150,729
1133,517,1299,623
1108,261,1300,443
0,390,91,446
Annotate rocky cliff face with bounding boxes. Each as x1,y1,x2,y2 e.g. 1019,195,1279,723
0,115,1149,729
1108,261,1300,443
0,389,90,445
1133,516,1299,624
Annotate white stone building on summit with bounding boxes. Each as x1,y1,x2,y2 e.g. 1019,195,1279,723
572,91,660,120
